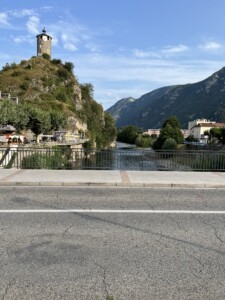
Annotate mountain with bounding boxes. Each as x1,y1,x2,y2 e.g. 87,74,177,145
106,67,225,129
107,97,136,120
0,57,116,148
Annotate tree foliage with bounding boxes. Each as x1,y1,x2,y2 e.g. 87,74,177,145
25,105,51,138
49,110,67,131
161,138,177,150
135,134,153,148
81,97,116,148
64,62,74,73
153,116,183,149
205,127,225,144
80,83,94,100
117,126,139,144
0,100,67,141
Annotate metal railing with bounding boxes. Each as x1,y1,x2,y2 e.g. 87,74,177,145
0,147,225,171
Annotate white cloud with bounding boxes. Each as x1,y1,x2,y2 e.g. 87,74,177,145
199,41,222,50
132,49,161,58
26,16,40,35
9,9,36,18
64,43,77,51
162,44,189,54
0,12,9,25
40,6,54,12
85,43,100,52
13,36,26,43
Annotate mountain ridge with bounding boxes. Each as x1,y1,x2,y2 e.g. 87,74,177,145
106,67,225,129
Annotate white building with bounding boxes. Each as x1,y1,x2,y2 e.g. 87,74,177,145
189,120,225,144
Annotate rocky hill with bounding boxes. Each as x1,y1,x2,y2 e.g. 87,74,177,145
107,67,225,129
0,57,116,148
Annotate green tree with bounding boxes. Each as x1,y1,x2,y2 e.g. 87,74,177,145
80,83,94,100
153,116,183,149
101,112,117,147
14,105,29,132
64,62,74,73
25,105,51,141
0,100,17,125
135,134,152,148
161,138,177,150
0,100,29,132
49,111,67,131
117,126,139,144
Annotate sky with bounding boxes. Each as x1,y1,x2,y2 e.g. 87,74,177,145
1,0,225,109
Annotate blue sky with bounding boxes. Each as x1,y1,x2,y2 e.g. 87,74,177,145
1,0,225,109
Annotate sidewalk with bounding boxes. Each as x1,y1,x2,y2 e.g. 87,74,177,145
0,169,225,188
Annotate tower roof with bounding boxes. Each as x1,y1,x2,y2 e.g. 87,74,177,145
36,27,52,39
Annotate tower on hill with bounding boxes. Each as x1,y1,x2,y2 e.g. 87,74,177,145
36,28,52,58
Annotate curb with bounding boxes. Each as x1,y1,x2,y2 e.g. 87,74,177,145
0,182,225,188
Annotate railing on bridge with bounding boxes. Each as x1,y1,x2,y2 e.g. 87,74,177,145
0,147,225,171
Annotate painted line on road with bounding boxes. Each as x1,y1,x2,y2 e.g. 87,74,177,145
1,209,225,214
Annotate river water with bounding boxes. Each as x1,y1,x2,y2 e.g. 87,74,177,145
82,143,158,170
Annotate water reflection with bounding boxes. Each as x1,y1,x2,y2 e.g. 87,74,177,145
82,143,157,170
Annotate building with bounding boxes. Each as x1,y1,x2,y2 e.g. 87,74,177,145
188,119,215,132
143,129,161,136
143,128,189,138
190,122,225,139
36,28,52,58
189,120,225,144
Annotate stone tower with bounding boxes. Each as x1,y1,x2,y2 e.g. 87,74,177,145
36,28,52,58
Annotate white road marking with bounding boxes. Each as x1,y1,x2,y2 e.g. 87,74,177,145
0,209,225,214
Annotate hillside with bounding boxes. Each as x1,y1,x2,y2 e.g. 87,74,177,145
0,58,79,113
107,67,225,129
0,57,116,148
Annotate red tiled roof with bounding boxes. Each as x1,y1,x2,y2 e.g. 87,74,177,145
194,123,225,128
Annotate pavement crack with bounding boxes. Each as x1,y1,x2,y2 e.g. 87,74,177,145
182,246,203,266
1,279,15,300
95,263,110,299
202,219,225,244
61,221,76,239
166,215,187,232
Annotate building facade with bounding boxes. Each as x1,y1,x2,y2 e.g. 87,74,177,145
36,28,52,58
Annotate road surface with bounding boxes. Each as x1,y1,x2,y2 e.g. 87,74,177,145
0,187,225,299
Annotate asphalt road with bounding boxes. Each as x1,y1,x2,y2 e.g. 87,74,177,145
0,187,225,300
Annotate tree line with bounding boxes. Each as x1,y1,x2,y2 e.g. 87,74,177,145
0,100,66,140
117,116,184,150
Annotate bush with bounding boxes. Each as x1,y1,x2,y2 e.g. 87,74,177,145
21,152,69,169
51,59,62,64
24,64,32,70
57,68,69,80
56,92,67,102
42,53,51,60
20,82,29,91
64,62,74,73
135,134,152,148
11,71,21,77
161,138,177,150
